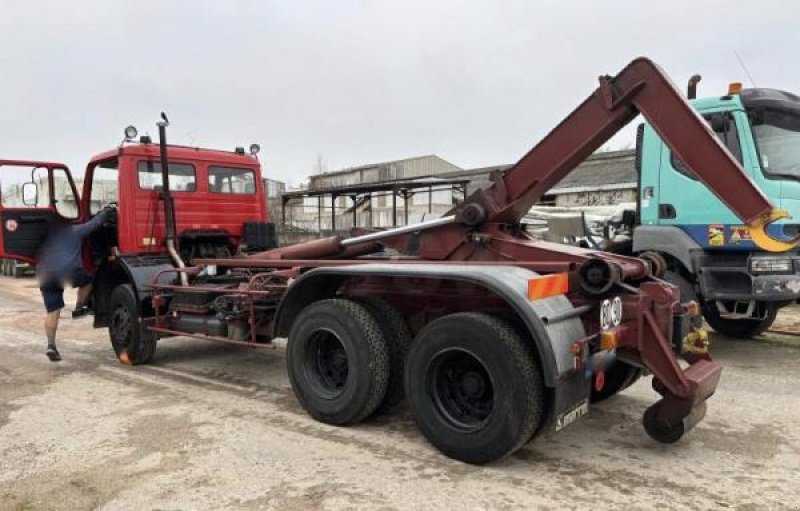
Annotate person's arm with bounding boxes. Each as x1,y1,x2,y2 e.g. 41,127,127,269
72,209,110,239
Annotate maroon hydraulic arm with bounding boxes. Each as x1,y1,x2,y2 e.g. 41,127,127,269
195,58,792,442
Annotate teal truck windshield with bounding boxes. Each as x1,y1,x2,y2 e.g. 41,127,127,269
752,109,800,178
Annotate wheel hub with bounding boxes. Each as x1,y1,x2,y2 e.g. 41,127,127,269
429,349,494,431
307,330,349,397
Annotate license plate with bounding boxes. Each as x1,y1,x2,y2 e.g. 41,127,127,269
555,399,589,431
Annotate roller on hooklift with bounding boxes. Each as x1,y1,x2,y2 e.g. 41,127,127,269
97,59,798,463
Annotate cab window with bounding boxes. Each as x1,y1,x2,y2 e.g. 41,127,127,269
0,166,50,209
208,166,256,194
670,113,742,180
89,159,119,214
138,161,197,192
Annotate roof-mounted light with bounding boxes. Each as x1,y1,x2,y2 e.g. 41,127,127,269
728,82,743,95
124,125,138,141
249,143,261,156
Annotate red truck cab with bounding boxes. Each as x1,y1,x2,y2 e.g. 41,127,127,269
0,133,274,329
84,141,271,262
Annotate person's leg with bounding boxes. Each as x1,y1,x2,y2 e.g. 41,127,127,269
40,282,65,361
71,267,94,318
76,283,92,309
45,309,61,348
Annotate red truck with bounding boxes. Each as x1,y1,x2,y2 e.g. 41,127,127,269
1,59,794,465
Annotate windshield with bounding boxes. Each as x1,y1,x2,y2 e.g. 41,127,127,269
752,109,800,178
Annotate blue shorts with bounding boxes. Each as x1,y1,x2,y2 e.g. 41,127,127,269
39,267,93,313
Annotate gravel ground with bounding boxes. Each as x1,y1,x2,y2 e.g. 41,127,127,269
1,276,799,510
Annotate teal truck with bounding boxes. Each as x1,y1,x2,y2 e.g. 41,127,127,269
617,80,800,337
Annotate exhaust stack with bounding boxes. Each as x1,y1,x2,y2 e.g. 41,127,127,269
157,113,188,286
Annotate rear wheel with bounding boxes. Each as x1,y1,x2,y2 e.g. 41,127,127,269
405,313,544,464
109,284,156,364
358,298,412,411
287,299,390,425
701,300,778,338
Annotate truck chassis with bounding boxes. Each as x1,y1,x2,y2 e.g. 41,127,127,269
107,58,793,464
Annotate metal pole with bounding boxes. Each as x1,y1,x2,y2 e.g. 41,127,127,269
392,191,397,227
317,195,322,233
428,185,432,214
340,215,456,246
403,190,410,225
331,194,336,233
281,196,287,228
351,195,357,228
368,193,372,227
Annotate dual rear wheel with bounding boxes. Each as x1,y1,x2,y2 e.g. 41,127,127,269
287,301,545,464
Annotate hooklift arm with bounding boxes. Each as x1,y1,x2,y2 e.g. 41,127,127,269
459,57,796,251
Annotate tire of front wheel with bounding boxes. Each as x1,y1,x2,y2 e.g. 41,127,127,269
108,284,156,364
663,270,703,329
404,313,544,464
701,300,778,338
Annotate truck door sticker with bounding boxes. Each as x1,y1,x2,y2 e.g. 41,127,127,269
708,224,725,246
730,225,751,244
4,219,18,232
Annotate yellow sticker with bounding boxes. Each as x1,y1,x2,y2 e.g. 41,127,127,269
708,224,725,246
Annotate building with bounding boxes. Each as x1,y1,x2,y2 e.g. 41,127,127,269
283,155,468,233
281,150,637,235
439,149,637,207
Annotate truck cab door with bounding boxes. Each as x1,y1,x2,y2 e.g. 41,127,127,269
654,112,752,236
0,160,81,263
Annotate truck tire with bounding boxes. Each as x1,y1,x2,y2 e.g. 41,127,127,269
701,300,778,338
590,360,642,403
663,270,702,329
404,313,544,464
287,299,390,425
358,298,412,411
109,284,156,365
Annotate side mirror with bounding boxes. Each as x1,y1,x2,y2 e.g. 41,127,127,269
22,182,38,206
710,114,730,133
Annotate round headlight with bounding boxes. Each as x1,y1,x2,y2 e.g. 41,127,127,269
124,125,138,140
249,143,261,156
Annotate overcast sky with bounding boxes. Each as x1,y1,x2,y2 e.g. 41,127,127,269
1,1,798,187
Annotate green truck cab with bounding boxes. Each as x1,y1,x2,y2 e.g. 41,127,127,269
633,86,800,337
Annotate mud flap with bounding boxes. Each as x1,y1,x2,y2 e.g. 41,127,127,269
551,369,591,432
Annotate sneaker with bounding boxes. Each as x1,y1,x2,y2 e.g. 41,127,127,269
71,305,92,319
46,346,62,362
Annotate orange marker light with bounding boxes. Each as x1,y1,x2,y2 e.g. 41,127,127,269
728,82,743,95
528,273,569,300
600,330,618,351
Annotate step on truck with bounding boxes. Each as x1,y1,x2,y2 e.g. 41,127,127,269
1,59,795,464
604,78,800,338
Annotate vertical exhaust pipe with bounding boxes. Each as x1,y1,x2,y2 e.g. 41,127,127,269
157,113,188,286
687,74,702,100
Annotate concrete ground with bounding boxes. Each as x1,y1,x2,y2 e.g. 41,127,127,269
0,276,799,511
